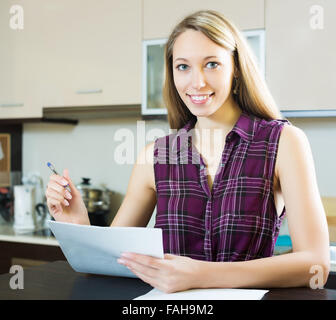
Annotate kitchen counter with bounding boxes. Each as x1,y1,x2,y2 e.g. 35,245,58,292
0,223,65,274
0,261,335,300
1,221,336,273
1,219,335,246
0,223,58,246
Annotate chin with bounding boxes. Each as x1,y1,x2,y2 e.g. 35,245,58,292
188,106,216,118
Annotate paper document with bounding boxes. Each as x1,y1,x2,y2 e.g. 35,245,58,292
134,288,269,300
48,220,164,278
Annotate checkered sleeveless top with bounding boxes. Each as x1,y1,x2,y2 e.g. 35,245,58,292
153,111,290,262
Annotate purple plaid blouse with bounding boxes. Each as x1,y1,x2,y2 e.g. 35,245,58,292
153,111,291,262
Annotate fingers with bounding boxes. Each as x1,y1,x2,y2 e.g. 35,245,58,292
46,187,71,205
46,197,63,216
50,173,69,187
121,253,162,269
118,253,164,284
118,254,173,293
47,179,65,194
118,255,159,282
47,178,71,198
45,174,72,217
48,172,72,194
122,259,158,278
164,254,175,260
127,267,161,289
63,169,79,195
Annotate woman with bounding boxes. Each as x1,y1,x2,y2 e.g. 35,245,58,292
45,10,330,292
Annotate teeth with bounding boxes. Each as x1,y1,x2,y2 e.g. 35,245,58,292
192,95,207,101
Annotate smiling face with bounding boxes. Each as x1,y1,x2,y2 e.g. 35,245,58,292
172,29,236,118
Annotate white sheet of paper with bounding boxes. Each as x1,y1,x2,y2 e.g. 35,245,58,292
48,220,164,278
134,288,269,300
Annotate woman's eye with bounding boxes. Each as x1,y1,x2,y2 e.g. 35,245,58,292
206,62,219,69
176,64,189,71
175,62,218,71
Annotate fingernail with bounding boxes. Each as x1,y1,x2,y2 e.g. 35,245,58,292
64,199,69,206
65,192,72,200
61,179,68,186
117,258,125,264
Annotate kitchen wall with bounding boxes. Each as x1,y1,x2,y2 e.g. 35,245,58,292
22,115,336,228
22,117,169,226
293,117,336,196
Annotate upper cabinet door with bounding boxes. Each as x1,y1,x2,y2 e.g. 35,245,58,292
0,0,142,119
39,0,142,107
143,0,265,39
266,0,336,111
0,0,45,119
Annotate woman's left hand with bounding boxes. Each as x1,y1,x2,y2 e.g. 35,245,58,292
118,252,202,293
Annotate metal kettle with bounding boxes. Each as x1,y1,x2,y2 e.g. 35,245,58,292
76,178,111,213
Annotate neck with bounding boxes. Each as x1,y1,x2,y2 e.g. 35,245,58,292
195,96,242,131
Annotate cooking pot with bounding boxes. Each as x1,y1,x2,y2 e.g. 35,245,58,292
76,178,111,213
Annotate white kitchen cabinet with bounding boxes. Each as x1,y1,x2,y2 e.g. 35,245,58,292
266,0,336,111
39,0,142,108
0,0,45,119
0,0,142,119
143,0,265,39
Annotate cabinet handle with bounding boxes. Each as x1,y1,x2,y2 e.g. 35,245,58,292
0,103,24,107
76,89,103,94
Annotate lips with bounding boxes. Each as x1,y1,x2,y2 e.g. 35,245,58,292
187,92,215,104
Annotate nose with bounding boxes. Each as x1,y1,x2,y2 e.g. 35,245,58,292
191,67,206,90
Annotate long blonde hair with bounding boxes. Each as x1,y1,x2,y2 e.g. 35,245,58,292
163,10,283,129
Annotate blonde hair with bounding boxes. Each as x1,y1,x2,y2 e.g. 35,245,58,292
163,10,283,129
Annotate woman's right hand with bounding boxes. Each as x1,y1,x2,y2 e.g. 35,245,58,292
45,168,90,225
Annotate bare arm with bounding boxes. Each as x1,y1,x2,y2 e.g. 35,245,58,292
197,124,330,288
110,142,156,228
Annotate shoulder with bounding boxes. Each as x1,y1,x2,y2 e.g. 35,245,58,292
252,116,290,141
251,116,305,149
134,141,156,191
276,123,312,176
136,141,155,166
278,124,310,154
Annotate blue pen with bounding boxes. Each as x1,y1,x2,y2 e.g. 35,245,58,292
47,162,72,193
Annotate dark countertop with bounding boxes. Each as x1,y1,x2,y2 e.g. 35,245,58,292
0,261,336,300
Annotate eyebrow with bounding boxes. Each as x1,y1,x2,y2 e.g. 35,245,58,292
174,56,218,63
